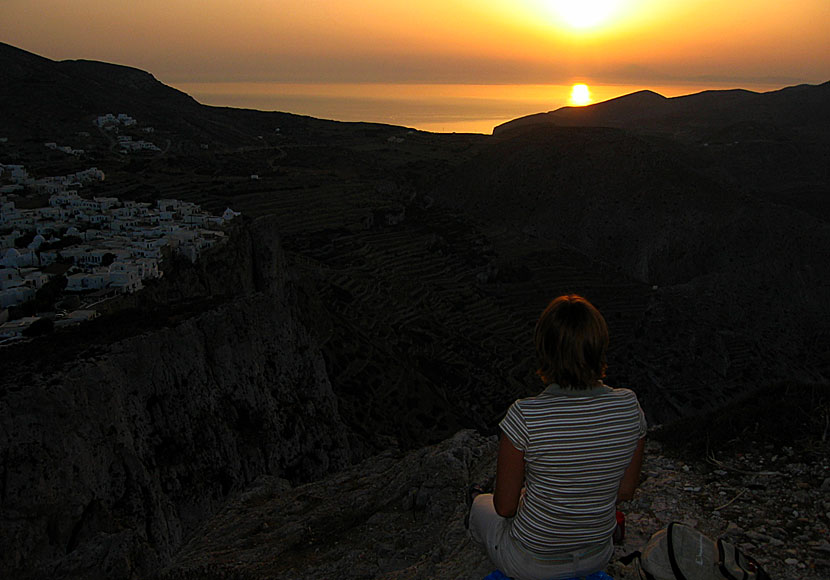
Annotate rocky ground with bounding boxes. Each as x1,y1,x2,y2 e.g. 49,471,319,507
609,437,830,580
161,410,830,580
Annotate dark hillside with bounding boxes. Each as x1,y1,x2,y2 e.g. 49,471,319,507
433,121,828,425
0,42,395,151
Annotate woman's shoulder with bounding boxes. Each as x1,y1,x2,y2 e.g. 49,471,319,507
604,386,646,414
606,385,637,397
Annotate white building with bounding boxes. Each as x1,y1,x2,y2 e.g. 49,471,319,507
0,286,35,308
65,272,107,292
95,113,117,127
50,192,82,207
108,262,143,293
54,310,97,328
94,197,119,211
0,315,41,337
135,258,161,279
27,234,46,250
0,268,22,290
22,269,49,289
0,229,20,248
1,247,37,268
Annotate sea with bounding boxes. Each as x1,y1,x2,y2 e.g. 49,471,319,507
171,81,787,135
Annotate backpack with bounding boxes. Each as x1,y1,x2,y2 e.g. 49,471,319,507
621,522,771,580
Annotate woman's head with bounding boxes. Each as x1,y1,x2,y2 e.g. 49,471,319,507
534,294,609,389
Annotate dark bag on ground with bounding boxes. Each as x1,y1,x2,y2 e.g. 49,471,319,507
621,522,771,580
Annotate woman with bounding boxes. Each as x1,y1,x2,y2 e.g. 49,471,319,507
468,295,646,580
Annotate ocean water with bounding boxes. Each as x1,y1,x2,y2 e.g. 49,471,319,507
171,81,785,135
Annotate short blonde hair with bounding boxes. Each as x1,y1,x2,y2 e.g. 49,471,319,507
534,294,608,389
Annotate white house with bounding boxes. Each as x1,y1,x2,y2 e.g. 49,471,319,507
0,229,20,248
94,197,119,211
157,199,180,212
27,234,46,250
108,263,143,293
1,247,36,268
50,192,82,207
59,246,94,265
7,165,28,182
66,272,107,292
22,269,49,289
0,315,40,337
32,180,64,195
73,168,105,183
222,208,241,221
0,268,22,290
135,258,161,279
95,113,117,127
0,286,34,308
39,251,59,266
54,310,97,328
36,206,61,220
88,213,112,227
0,199,20,225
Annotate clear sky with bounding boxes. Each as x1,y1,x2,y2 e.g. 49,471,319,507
2,0,828,88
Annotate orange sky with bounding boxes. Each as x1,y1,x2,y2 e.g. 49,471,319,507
2,0,828,86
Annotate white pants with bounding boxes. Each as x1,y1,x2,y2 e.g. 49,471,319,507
468,494,613,580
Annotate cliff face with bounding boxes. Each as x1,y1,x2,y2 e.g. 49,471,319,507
158,421,830,580
0,218,351,579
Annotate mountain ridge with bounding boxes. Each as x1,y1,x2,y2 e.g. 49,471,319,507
494,81,830,138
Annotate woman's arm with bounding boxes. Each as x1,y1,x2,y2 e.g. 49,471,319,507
493,433,525,517
617,437,645,503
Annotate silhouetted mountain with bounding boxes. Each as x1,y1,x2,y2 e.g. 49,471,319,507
0,42,376,148
0,42,198,134
494,82,830,141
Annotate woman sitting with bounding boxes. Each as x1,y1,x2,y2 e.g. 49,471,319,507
468,294,646,580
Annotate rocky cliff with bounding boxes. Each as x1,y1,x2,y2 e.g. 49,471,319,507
158,416,829,580
0,217,351,579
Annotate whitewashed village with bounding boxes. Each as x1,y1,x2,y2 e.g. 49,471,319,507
0,118,241,342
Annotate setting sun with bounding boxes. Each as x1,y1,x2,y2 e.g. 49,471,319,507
569,83,592,106
548,0,623,29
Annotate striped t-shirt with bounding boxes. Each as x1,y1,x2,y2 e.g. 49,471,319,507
499,383,647,556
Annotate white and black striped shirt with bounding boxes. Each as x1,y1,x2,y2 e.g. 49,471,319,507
499,383,647,556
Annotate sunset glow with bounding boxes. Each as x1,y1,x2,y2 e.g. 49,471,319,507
2,1,826,86
569,84,593,106
546,0,623,29
0,0,827,133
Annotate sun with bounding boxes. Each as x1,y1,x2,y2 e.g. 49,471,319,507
548,0,622,29
569,84,592,106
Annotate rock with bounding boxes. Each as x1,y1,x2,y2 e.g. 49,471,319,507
0,218,351,579
159,429,499,580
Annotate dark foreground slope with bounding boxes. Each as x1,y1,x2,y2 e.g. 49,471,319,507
159,392,830,580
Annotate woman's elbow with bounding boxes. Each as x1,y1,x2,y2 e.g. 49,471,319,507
493,492,518,517
494,501,517,518
616,476,640,502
